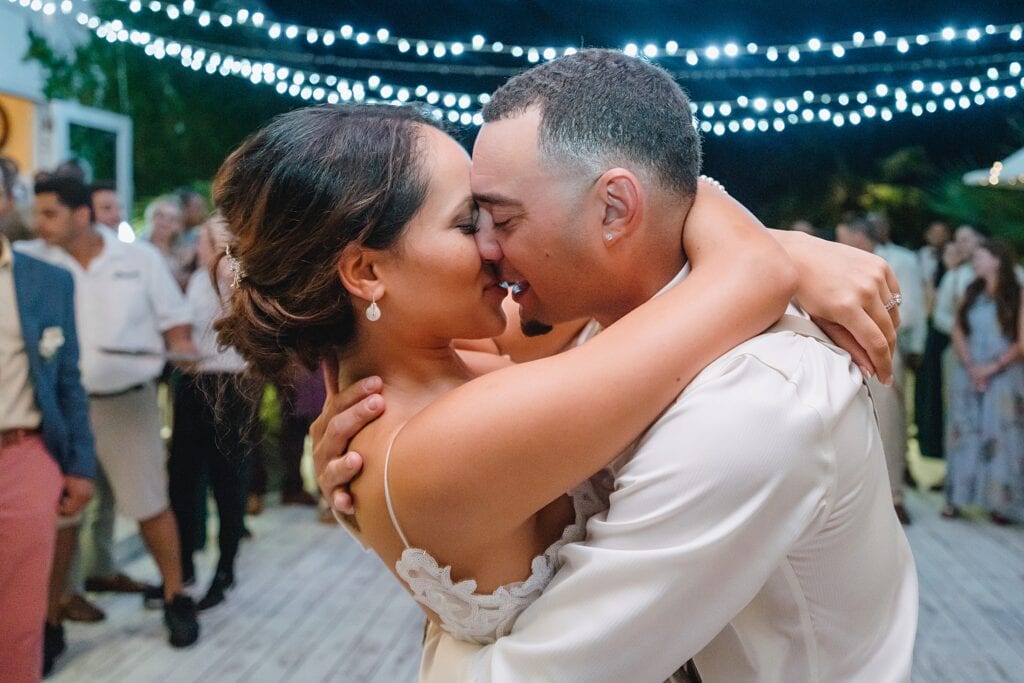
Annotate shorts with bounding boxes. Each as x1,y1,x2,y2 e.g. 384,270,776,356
88,382,168,521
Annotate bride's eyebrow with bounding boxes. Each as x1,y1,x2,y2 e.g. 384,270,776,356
445,196,477,221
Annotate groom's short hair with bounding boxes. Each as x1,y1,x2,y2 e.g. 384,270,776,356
483,49,702,199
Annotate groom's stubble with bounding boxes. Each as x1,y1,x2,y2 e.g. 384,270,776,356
520,318,554,337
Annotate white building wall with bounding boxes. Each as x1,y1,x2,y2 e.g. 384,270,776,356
0,3,46,101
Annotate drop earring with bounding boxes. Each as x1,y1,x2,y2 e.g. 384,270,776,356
366,295,381,322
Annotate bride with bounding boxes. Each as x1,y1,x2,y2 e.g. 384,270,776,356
213,104,895,646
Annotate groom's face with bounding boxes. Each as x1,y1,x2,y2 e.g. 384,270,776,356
471,109,597,329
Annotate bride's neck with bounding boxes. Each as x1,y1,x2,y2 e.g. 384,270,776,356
336,326,472,407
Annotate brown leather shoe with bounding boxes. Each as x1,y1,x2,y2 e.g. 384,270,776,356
246,493,264,515
60,593,106,622
894,503,912,525
281,490,317,507
84,572,152,593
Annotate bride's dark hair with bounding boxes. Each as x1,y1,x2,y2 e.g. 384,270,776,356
213,104,441,383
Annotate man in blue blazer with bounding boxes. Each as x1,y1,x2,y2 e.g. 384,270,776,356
0,227,95,680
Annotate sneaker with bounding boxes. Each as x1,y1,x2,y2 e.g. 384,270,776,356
143,575,195,610
164,594,200,648
42,622,65,676
60,592,106,622
197,571,234,611
143,584,164,609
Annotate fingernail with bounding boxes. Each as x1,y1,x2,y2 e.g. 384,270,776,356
363,376,382,391
366,395,382,411
858,365,873,380
883,376,894,387
344,452,356,466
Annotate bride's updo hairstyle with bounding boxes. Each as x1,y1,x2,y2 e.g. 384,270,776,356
213,104,441,382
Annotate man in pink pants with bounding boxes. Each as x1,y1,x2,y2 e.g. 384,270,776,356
0,164,95,681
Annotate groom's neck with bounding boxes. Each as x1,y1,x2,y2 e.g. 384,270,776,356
592,216,687,328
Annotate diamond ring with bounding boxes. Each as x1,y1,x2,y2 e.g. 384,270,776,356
884,292,903,311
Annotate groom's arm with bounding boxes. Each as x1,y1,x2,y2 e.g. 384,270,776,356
467,352,834,682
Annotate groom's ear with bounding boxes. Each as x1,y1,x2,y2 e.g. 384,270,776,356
596,168,642,246
337,243,385,303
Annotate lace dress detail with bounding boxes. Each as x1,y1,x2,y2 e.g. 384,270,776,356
383,428,609,645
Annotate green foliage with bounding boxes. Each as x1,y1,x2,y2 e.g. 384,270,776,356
928,180,1024,249
766,142,1023,247
25,5,292,200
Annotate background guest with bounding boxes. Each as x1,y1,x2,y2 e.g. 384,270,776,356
0,156,34,242
168,216,256,611
943,241,1024,524
89,183,124,232
0,169,95,681
142,195,191,290
915,222,955,463
18,176,201,648
836,215,921,523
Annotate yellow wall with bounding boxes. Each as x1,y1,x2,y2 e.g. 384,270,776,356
0,93,36,173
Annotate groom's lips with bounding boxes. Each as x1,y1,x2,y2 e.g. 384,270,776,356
505,280,530,300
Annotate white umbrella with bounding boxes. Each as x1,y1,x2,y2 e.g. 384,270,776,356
962,146,1024,188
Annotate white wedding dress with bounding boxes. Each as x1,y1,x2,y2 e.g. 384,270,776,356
382,430,610,645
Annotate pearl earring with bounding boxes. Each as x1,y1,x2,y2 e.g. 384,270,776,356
604,233,614,242
366,296,381,322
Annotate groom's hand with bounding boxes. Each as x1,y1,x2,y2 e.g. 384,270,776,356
310,360,385,514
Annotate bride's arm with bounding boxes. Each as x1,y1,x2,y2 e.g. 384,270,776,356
769,228,899,384
390,182,796,545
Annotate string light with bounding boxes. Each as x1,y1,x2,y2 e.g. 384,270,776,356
9,0,1024,133
692,64,1023,118
104,0,1024,67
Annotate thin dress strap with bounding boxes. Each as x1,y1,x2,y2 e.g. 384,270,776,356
383,424,411,549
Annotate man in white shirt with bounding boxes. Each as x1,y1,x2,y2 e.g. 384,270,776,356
19,175,201,647
317,50,917,682
867,213,927,367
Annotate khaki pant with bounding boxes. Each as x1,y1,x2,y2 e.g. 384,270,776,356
867,351,907,504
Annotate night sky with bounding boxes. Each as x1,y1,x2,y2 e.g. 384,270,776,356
254,0,1024,225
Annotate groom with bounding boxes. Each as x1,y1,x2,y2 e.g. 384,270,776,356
315,50,918,681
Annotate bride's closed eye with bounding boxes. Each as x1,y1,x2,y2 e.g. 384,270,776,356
457,220,480,235
456,206,480,235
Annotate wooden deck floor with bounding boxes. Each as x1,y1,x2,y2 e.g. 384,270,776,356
49,489,1024,682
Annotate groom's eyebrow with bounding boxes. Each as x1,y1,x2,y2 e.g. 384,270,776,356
473,192,521,208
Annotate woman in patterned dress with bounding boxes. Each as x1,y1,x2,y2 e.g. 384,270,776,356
944,240,1024,524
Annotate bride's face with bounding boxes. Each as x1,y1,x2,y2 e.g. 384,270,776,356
373,126,508,343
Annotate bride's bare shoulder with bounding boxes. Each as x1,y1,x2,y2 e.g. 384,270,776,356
458,349,515,376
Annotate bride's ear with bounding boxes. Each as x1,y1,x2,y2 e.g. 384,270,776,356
337,243,385,304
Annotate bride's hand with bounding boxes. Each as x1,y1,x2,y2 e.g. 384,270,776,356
310,361,385,514
772,229,900,385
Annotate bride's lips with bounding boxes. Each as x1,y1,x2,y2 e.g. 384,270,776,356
484,280,506,298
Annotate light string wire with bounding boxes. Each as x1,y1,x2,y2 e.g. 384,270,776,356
10,0,1024,132
106,0,1023,67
